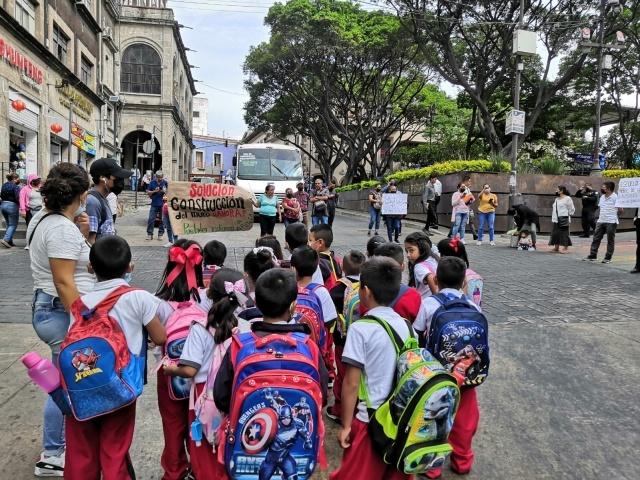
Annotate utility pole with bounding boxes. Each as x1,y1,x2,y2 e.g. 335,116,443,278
591,0,606,174
509,0,525,226
135,138,140,209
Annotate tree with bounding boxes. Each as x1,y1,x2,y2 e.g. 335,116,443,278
388,0,609,156
244,0,434,182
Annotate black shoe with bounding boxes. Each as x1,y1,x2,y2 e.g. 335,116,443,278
472,234,478,240
579,234,589,238
326,409,342,426
583,256,596,261
630,268,640,274
432,226,439,230
602,258,612,264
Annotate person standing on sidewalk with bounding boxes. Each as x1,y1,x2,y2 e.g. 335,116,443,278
310,179,330,225
585,181,622,264
549,185,575,253
294,181,310,226
433,174,442,227
368,184,382,236
0,173,21,248
327,184,339,226
421,175,437,235
146,170,168,241
19,174,43,227
575,182,598,237
476,184,498,246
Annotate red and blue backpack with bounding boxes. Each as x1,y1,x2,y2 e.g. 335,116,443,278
223,325,325,480
59,286,145,421
294,283,326,353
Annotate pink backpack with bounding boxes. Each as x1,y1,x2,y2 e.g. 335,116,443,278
189,325,232,451
465,268,484,308
163,301,207,400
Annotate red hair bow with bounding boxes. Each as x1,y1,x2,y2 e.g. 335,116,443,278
165,244,203,291
449,237,460,253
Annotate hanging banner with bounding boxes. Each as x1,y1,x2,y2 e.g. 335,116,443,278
615,177,640,208
167,181,253,235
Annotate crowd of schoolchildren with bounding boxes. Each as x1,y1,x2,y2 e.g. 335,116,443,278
31,216,490,480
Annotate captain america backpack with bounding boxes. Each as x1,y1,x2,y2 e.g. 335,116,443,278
427,293,490,387
162,301,208,400
59,286,145,421
223,324,325,480
293,284,326,352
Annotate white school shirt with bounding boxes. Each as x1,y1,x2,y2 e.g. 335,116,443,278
413,288,481,334
307,283,338,323
597,193,619,224
311,265,324,285
80,279,161,354
179,323,216,384
414,257,438,300
342,306,411,423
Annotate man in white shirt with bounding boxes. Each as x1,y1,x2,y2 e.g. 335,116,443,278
585,181,623,264
433,175,442,228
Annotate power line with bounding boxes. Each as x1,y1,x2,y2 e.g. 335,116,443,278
199,82,248,96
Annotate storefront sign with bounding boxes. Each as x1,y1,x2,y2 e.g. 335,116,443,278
59,85,93,120
0,37,44,88
167,182,253,235
71,123,96,156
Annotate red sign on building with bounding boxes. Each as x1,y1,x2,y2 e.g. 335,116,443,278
0,37,44,85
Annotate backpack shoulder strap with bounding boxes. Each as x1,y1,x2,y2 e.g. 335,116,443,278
90,286,140,316
358,315,413,355
28,211,65,246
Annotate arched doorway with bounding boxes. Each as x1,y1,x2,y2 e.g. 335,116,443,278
121,130,162,186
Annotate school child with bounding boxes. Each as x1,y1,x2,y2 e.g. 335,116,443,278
372,242,427,325
283,222,309,268
202,240,227,287
155,239,206,480
436,237,484,308
413,257,483,479
366,235,386,258
255,234,284,261
405,231,439,300
328,250,366,422
162,195,177,247
330,257,411,480
162,268,247,480
234,247,278,322
517,229,534,251
64,236,166,480
213,269,329,478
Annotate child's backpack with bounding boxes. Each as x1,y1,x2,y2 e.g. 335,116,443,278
336,277,360,338
319,251,342,291
465,269,483,308
362,316,460,475
189,326,232,451
223,326,325,480
294,284,326,352
163,301,207,400
427,293,490,387
59,286,145,421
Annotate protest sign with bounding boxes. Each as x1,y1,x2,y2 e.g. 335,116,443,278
167,182,253,235
615,177,640,208
381,193,408,215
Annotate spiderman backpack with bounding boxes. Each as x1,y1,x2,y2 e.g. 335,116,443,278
58,286,145,421
162,301,208,400
294,283,326,352
223,324,325,480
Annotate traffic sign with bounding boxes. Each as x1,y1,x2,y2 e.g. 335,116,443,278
506,109,525,135
142,140,156,154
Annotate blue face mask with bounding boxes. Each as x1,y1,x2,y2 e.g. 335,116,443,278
123,272,133,284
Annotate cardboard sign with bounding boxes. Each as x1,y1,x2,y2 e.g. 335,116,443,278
381,193,408,215
615,177,640,208
167,182,253,235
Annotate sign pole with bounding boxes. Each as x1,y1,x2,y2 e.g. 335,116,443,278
67,98,73,163
135,138,139,209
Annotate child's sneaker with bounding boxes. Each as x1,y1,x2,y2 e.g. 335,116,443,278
34,451,64,477
490,241,496,246
476,241,482,246
146,235,153,241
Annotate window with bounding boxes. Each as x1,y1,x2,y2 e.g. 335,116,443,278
195,151,204,170
106,106,113,127
214,153,222,167
52,24,69,64
15,0,35,35
120,44,161,94
193,111,200,118
80,56,93,85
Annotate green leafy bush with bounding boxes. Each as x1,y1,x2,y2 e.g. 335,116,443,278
602,169,640,179
537,155,566,175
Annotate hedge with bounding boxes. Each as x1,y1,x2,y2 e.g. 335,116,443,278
335,160,511,192
602,169,640,179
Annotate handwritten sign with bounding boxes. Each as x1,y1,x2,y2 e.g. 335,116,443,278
381,193,408,215
615,177,640,208
167,182,253,235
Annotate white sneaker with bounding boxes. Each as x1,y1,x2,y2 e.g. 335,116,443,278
34,451,64,477
460,239,466,245
163,242,173,248
490,241,496,246
476,241,482,246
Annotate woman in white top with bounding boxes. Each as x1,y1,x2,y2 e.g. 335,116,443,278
27,163,94,475
549,185,576,253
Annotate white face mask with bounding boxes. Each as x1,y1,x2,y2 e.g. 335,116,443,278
74,202,86,217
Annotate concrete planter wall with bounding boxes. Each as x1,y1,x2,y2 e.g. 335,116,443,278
337,172,636,234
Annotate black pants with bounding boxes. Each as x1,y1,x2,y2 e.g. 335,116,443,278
634,218,640,269
328,206,336,226
425,201,437,230
259,214,277,237
590,222,617,259
581,208,596,236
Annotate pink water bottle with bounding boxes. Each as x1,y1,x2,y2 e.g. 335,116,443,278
21,352,71,415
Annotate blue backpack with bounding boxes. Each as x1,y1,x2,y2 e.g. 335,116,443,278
223,325,324,480
294,283,326,352
427,293,490,387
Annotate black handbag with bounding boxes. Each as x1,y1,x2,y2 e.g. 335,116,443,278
556,202,569,228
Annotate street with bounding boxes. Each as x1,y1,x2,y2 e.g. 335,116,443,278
0,207,638,479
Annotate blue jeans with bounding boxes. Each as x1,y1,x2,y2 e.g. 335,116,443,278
163,211,176,243
131,176,138,191
477,211,496,241
1,200,19,242
32,290,69,455
452,212,469,240
312,215,328,225
368,207,381,231
147,205,165,236
386,217,401,242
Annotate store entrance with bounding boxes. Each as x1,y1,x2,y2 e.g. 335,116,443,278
120,130,162,190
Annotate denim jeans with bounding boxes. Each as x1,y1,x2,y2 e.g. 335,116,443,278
32,290,69,455
312,215,328,225
477,211,496,241
368,207,381,231
283,217,299,227
163,212,176,243
1,200,19,242
147,205,165,236
386,217,401,242
452,212,469,240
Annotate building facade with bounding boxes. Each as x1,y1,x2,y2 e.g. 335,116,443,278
0,1,194,182
192,133,238,179
192,96,208,136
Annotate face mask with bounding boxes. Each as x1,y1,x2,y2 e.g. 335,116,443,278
74,202,86,217
601,188,606,194
297,186,303,191
376,188,381,192
459,188,465,193
123,272,133,284
286,192,293,198
111,178,125,195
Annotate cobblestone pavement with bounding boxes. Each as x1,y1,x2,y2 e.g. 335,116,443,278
0,208,638,479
